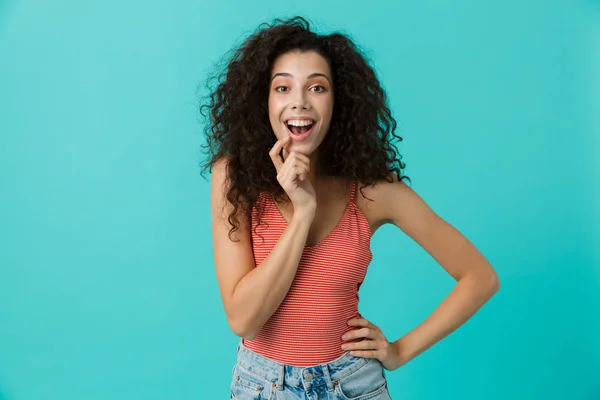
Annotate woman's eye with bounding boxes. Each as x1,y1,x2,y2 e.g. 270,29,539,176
310,85,326,92
275,86,288,92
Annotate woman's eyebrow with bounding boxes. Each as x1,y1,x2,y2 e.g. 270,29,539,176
271,72,331,84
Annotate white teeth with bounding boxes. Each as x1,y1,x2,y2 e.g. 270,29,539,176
287,120,313,127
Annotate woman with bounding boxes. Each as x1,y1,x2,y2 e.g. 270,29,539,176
201,16,500,400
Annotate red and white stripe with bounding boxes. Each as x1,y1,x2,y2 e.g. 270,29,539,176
244,182,373,366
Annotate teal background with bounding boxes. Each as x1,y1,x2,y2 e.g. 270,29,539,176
0,0,598,399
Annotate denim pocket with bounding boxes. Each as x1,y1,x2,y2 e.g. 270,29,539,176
230,364,273,400
334,358,390,400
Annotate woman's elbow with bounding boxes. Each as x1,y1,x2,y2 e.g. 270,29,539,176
466,266,500,299
484,268,500,297
228,316,259,340
492,272,500,291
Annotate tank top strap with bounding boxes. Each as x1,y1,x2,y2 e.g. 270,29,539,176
349,180,357,203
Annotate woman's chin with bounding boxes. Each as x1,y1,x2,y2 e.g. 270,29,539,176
288,141,316,155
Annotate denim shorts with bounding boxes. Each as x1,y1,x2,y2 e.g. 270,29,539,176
230,340,392,400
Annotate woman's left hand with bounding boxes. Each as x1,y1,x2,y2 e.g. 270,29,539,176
341,318,404,371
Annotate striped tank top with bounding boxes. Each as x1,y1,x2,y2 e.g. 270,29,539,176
243,181,373,366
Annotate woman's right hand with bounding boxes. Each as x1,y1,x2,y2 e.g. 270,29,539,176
269,137,316,214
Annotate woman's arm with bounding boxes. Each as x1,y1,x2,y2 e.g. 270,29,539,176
383,177,499,365
347,176,500,369
211,158,314,340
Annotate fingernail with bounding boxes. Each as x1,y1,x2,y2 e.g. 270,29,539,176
342,334,347,340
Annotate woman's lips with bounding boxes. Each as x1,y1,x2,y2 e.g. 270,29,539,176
285,123,314,142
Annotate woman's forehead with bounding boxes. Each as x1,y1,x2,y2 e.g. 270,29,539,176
271,51,331,78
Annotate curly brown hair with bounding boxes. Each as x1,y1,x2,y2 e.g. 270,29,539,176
200,16,410,240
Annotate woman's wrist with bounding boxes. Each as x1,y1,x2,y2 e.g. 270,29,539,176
292,204,316,223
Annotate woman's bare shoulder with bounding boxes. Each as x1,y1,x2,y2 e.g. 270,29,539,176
354,174,414,233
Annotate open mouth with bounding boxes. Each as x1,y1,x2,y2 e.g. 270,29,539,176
285,119,315,141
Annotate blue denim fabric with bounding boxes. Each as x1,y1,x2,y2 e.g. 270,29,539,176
230,341,392,400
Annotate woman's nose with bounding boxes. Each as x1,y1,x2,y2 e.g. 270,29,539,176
291,91,309,110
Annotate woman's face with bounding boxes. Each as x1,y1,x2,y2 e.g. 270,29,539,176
268,50,334,157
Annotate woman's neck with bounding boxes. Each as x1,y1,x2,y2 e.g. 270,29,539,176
306,152,321,184
293,152,346,196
